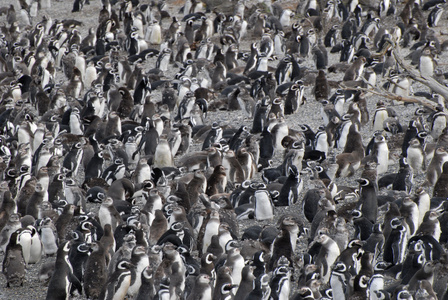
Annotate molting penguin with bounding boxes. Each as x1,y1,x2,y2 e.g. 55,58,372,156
3,231,26,287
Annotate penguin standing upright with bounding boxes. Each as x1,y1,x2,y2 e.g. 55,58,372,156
62,141,84,178
419,49,436,78
314,70,329,101
427,147,448,185
383,218,407,265
277,165,303,206
3,231,26,287
84,241,108,299
433,161,448,197
253,187,274,220
186,274,212,300
343,56,366,81
428,4,444,27
46,241,82,300
315,234,340,284
99,259,134,300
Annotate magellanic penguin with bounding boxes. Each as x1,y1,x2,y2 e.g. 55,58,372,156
419,48,436,78
314,70,330,101
277,165,303,206
343,56,366,81
99,259,135,300
253,186,274,220
433,161,448,197
84,241,108,299
426,147,448,186
46,241,82,299
383,217,407,265
315,234,341,284
3,231,26,287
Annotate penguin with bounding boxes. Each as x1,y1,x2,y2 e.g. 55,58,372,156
16,227,33,266
269,217,299,270
351,209,374,241
269,264,292,300
102,159,126,185
415,211,441,241
98,197,123,231
154,135,174,168
383,218,407,265
433,161,448,197
406,138,425,174
39,217,58,257
84,241,108,299
26,183,46,219
186,274,212,300
27,225,42,264
206,165,227,196
62,141,84,178
427,147,448,185
2,231,26,287
234,265,255,299
253,187,274,220
400,197,419,237
427,4,444,27
419,48,436,78
430,106,447,139
315,234,340,284
343,56,366,81
55,204,76,241
69,241,90,284
314,70,329,101
46,241,82,300
99,259,135,300
330,262,349,300
277,165,303,206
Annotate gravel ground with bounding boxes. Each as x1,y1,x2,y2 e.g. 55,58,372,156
0,0,448,298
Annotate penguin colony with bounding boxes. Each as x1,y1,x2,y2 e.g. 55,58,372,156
2,0,448,299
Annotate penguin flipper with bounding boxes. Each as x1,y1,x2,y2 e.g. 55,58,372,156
321,253,329,278
69,272,83,295
391,241,401,264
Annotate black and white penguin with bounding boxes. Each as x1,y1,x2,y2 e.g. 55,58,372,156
392,157,413,192
46,241,82,299
68,241,90,283
99,259,135,300
269,217,299,270
383,218,407,265
202,123,223,150
277,165,303,206
427,4,444,27
252,97,270,133
62,141,84,178
351,209,373,241
330,262,349,300
102,158,126,185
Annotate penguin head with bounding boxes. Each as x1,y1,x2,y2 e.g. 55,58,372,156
356,178,370,186
116,259,134,270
